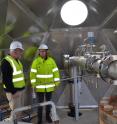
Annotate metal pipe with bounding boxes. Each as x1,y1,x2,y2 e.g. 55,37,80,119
108,60,117,80
64,55,117,82
11,101,59,124
73,66,80,120
70,56,87,66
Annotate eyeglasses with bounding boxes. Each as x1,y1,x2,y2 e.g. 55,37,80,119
39,50,47,52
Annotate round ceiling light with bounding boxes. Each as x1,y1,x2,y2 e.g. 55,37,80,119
60,0,88,26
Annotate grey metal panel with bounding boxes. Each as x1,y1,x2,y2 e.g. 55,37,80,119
0,0,8,35
5,0,117,33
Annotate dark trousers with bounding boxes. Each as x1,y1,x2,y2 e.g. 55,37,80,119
36,92,52,122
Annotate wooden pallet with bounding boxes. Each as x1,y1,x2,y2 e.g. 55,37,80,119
99,108,117,124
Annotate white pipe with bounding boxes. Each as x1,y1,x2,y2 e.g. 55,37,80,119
40,101,59,122
11,101,59,123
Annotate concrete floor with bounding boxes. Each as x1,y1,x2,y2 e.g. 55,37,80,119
31,108,99,124
58,109,99,124
0,108,99,124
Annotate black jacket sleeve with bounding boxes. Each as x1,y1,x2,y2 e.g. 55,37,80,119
1,59,17,94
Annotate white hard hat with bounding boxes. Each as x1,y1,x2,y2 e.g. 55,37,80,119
10,41,24,50
38,44,48,50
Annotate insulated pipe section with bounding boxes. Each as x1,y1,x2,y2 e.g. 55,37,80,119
70,56,87,67
69,56,102,73
64,55,117,81
108,60,117,80
64,55,87,68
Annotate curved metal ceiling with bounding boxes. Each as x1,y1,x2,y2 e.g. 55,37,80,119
8,0,117,30
0,0,117,43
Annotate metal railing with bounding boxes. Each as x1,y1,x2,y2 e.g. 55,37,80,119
11,101,59,124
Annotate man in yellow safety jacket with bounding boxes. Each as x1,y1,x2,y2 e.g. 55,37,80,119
1,41,26,121
30,43,60,124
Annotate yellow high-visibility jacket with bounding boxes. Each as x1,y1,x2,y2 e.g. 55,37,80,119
30,56,60,92
4,55,25,88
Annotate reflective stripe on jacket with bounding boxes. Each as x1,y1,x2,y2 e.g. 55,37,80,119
30,56,60,92
4,55,25,88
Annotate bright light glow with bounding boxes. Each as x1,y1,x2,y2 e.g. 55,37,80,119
60,0,88,26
